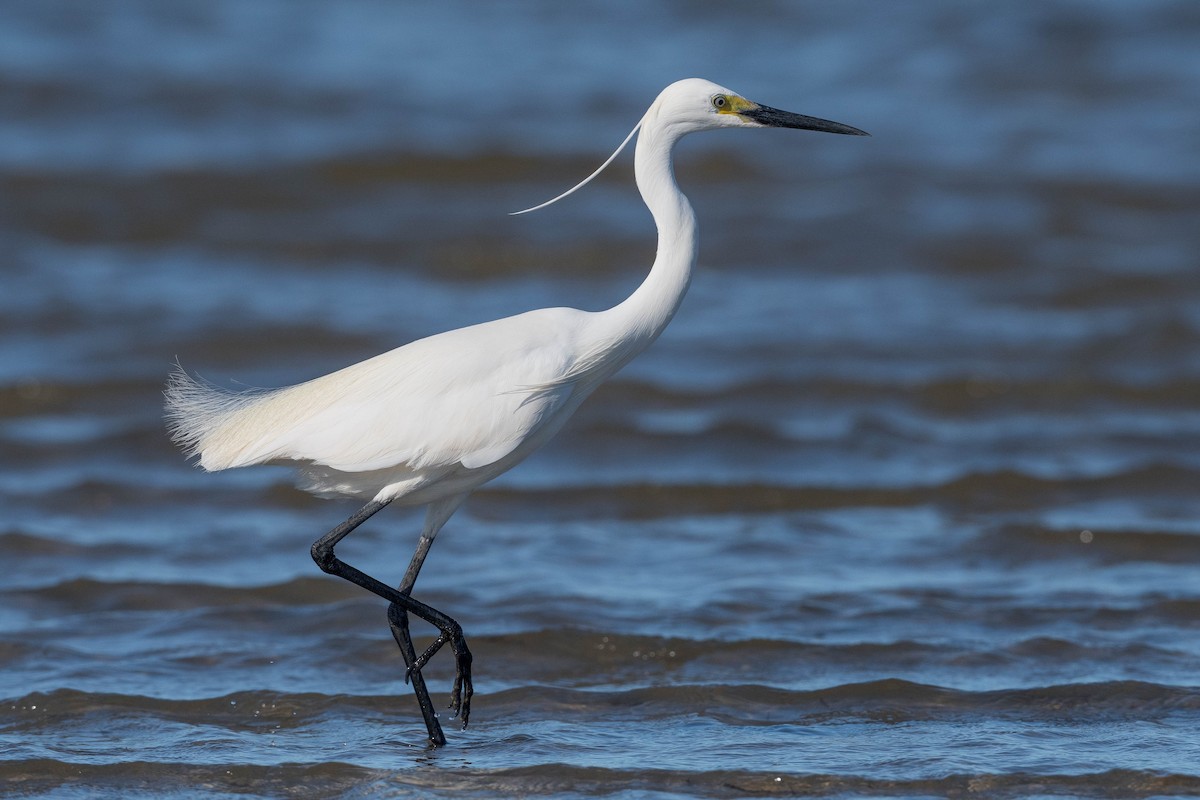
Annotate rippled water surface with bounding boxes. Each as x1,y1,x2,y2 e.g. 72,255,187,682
4,2,1200,797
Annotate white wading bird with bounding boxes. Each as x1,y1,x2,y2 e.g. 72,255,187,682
165,78,867,746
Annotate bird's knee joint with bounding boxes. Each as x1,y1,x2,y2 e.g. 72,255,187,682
310,542,337,573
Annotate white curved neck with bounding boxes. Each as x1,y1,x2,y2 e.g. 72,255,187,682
604,116,698,350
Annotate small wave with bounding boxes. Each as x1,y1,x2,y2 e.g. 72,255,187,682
402,765,1200,799
13,576,357,614
1,754,1196,799
975,523,1200,564
482,678,1200,726
0,529,100,557
0,758,381,799
608,374,1200,411
9,678,1197,735
3,687,365,731
471,463,1200,520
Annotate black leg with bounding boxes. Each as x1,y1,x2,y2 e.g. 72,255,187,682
310,500,474,735
387,604,445,746
388,532,445,745
385,495,474,730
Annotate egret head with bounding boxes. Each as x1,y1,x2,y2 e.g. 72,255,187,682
652,78,869,137
511,78,866,216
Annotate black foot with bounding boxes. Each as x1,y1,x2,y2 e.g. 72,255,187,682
449,636,474,727
391,604,474,729
387,603,446,746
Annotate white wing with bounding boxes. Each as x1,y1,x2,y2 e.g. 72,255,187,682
166,307,593,478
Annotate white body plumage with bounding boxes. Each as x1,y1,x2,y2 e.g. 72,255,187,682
167,303,658,503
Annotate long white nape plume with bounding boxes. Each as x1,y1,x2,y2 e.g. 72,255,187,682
510,115,645,216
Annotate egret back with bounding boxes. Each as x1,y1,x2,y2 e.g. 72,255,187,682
165,308,605,498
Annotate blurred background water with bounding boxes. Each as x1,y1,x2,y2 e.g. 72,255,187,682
2,1,1200,797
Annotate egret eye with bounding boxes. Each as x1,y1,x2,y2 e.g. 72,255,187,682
712,95,727,110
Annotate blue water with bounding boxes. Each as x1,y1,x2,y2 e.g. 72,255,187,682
3,1,1200,797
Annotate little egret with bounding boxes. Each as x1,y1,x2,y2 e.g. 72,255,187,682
165,78,867,745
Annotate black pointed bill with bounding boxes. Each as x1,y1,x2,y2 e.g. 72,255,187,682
742,104,869,136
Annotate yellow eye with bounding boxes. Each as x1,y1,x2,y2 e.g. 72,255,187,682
712,95,727,110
